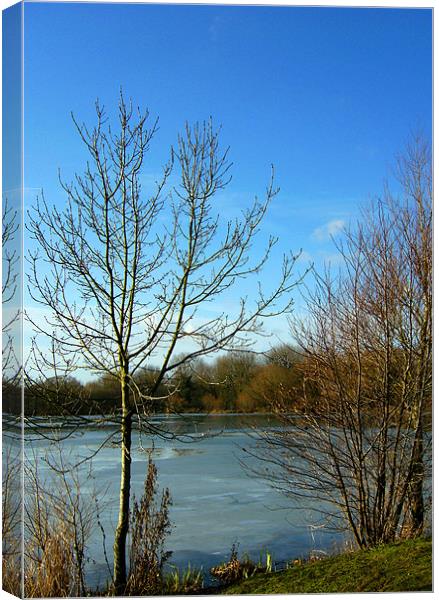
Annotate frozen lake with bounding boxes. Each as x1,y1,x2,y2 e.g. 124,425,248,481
23,414,341,588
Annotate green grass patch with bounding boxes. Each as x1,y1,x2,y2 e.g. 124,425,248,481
224,537,432,594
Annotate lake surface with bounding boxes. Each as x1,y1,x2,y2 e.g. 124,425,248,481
23,414,342,588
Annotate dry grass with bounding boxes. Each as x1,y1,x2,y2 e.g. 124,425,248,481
23,448,100,597
2,445,22,596
25,534,75,598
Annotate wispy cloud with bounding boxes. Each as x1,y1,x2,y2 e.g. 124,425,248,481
316,251,346,267
208,16,224,43
312,219,345,242
297,249,312,262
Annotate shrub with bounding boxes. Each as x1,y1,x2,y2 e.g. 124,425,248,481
210,543,258,584
23,451,98,597
125,455,172,595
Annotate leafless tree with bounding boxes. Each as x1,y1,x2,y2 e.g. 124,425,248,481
248,137,432,549
2,197,23,595
2,197,21,409
2,198,19,304
26,93,301,592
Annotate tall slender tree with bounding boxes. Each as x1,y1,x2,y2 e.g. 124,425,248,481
27,93,300,592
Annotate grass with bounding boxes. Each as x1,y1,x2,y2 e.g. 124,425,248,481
223,537,432,594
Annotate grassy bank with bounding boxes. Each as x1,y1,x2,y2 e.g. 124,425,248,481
223,537,432,594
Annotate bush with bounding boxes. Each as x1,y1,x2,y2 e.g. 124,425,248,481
23,450,98,597
125,455,172,595
210,544,259,584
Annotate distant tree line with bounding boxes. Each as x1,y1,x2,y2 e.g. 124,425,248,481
20,345,307,416
13,339,431,421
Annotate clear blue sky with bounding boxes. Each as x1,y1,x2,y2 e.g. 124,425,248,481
22,2,432,349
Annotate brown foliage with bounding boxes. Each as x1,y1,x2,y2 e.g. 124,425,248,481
251,137,432,549
23,451,98,597
210,544,257,584
244,362,303,410
125,456,172,596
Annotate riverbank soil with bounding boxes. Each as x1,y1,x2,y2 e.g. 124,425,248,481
223,537,432,594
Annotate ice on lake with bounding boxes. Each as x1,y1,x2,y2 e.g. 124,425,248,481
23,414,342,588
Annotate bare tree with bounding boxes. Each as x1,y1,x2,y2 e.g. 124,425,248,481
2,197,23,595
2,198,19,305
3,197,21,410
26,93,300,592
248,137,432,549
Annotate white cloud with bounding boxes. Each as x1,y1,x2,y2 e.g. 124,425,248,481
296,250,313,263
312,219,345,242
208,16,225,43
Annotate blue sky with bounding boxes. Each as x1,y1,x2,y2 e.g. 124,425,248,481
21,2,432,356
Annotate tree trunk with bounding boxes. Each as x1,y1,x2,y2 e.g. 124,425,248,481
113,378,132,595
